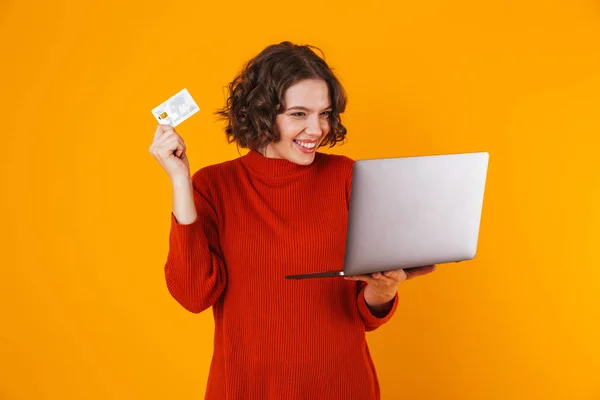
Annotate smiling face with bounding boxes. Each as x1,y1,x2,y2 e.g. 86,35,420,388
262,79,332,165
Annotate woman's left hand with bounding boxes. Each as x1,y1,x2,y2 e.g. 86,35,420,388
345,265,437,305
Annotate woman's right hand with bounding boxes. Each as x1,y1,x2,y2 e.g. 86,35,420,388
149,124,190,182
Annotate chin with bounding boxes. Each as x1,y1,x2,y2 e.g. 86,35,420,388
290,151,317,166
295,157,315,166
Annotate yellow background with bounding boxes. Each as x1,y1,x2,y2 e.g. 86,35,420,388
1,0,599,399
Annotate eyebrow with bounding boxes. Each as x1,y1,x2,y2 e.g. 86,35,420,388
285,106,332,112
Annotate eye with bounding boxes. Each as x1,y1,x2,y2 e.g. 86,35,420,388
321,111,332,117
291,112,306,117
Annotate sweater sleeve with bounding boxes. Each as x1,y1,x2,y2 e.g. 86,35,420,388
164,171,227,314
356,281,399,332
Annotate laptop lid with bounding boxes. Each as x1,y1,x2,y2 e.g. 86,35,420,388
342,151,489,276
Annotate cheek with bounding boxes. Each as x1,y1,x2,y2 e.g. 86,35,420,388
278,120,302,141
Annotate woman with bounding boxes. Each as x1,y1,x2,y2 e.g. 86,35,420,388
149,41,435,399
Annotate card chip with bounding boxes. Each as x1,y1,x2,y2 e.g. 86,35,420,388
159,112,168,119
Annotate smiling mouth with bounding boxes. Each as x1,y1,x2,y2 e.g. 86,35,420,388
293,139,317,150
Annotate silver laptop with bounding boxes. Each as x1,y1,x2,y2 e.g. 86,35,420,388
285,151,489,279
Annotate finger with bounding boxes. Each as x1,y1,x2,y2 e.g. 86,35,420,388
382,269,407,282
157,128,178,143
345,274,375,284
152,129,177,151
180,152,189,164
352,271,396,283
406,265,436,279
158,136,185,159
173,137,186,157
175,144,186,158
358,272,395,288
154,124,175,140
372,275,396,289
170,139,185,159
371,272,397,286
367,271,389,282
416,265,436,274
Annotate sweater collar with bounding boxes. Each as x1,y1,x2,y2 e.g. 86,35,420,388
241,149,322,178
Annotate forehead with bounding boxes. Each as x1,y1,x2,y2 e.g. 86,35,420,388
283,79,330,109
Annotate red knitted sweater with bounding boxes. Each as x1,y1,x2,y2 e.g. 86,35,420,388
165,149,399,399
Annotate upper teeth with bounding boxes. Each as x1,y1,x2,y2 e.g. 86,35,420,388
296,141,316,149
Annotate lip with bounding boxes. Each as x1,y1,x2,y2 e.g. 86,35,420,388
294,139,319,143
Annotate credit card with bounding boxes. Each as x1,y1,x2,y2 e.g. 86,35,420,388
151,88,200,127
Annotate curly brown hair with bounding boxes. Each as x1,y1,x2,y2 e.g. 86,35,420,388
215,41,348,152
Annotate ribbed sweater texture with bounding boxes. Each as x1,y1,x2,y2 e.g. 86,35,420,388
165,149,399,399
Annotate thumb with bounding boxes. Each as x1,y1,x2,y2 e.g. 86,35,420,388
179,152,189,165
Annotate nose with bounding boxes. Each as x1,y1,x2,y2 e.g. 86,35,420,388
305,114,324,136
